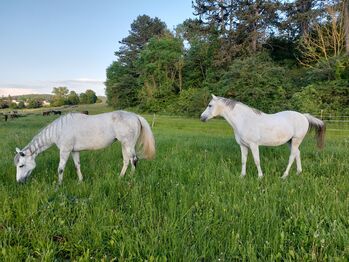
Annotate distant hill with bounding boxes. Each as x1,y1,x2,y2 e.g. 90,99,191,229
15,94,53,101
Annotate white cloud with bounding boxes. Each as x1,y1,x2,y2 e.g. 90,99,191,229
0,88,41,96
0,78,106,96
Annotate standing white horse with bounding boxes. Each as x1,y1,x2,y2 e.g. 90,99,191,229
200,95,325,178
14,111,155,183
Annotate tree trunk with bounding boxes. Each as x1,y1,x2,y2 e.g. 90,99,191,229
345,0,349,55
251,2,259,53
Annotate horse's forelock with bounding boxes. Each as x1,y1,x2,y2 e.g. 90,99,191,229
14,153,20,165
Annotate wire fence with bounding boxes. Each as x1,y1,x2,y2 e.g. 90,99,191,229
314,114,349,135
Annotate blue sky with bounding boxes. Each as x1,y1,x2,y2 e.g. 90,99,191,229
0,0,194,96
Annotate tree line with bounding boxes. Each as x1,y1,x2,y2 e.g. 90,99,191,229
106,0,349,116
0,88,99,109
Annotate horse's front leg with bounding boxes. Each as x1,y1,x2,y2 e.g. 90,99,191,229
240,145,248,177
58,150,70,184
250,144,263,178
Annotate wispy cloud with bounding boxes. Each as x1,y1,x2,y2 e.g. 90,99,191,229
0,78,106,96
0,88,41,96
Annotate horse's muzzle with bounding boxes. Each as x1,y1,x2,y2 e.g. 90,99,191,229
200,116,207,122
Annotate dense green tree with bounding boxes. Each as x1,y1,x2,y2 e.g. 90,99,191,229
105,61,138,108
85,89,97,104
27,98,42,109
116,15,168,65
17,101,25,109
281,0,324,39
52,86,69,106
67,91,80,105
106,15,168,108
192,0,281,58
136,35,184,112
216,53,291,112
79,93,88,104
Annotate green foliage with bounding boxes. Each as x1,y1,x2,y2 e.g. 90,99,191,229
9,102,18,109
67,91,80,105
136,35,184,112
173,88,211,116
52,87,69,107
292,80,349,115
84,90,97,104
291,85,322,113
216,54,291,112
106,15,167,109
0,99,9,109
306,55,349,81
105,3,348,116
17,101,25,109
27,98,42,109
105,61,139,108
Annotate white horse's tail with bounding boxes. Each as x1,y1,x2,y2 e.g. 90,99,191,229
137,115,156,160
303,113,326,149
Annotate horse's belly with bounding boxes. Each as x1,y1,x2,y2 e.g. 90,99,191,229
74,138,115,151
71,129,116,151
259,129,293,146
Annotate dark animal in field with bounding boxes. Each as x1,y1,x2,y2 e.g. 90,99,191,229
52,110,61,115
10,112,19,119
43,111,52,116
81,110,89,115
4,114,8,121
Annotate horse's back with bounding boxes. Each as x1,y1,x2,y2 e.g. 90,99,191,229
55,111,140,151
248,110,309,146
268,110,309,137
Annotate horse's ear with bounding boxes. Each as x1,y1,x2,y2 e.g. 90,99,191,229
211,94,217,100
16,147,25,156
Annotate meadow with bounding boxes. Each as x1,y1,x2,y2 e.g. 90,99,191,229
0,105,348,261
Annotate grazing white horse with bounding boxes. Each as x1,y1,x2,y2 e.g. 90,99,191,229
200,95,325,178
14,111,155,183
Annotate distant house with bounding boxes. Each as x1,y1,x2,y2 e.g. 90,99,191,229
11,99,20,105
42,100,51,106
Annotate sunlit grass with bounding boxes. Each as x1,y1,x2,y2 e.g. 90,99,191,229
0,108,348,260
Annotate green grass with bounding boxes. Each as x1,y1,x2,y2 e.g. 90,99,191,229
1,106,348,260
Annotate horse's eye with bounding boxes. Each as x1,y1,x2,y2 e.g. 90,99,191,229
208,105,212,108
19,165,24,168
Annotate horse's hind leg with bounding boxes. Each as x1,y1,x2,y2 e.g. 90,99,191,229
250,143,263,178
120,142,136,177
72,151,83,182
282,138,302,179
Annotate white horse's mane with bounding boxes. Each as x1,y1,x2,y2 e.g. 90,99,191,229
218,97,263,115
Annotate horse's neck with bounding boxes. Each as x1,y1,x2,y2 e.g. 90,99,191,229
221,104,255,131
24,122,58,157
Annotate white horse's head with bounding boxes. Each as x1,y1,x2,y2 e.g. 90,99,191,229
14,148,36,182
200,94,222,122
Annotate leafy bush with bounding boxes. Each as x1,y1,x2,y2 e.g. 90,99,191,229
216,54,292,112
291,80,349,115
173,88,210,116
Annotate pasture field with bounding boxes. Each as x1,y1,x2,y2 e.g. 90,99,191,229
0,105,348,260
